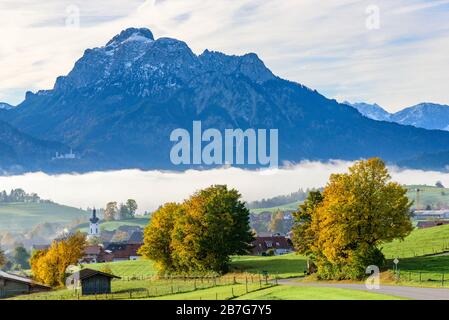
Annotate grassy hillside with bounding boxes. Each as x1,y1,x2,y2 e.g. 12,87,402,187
249,184,449,214
381,224,449,258
0,202,89,232
87,259,157,278
74,217,150,233
406,185,449,209
250,201,301,214
392,255,449,286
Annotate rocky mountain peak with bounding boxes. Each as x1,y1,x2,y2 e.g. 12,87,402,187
105,27,154,47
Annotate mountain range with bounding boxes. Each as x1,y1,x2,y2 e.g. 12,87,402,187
1,27,449,173
346,102,449,131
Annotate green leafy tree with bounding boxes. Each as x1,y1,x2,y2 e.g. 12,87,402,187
171,185,254,273
118,203,129,220
104,202,118,221
269,210,286,234
140,185,254,274
126,199,138,218
436,181,445,188
291,190,323,257
12,245,30,269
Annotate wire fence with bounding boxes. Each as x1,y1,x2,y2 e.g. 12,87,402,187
7,272,277,300
383,242,449,259
391,270,449,287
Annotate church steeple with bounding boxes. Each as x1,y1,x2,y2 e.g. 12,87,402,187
90,208,99,224
88,208,100,237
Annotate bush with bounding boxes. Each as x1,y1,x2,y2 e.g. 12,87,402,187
315,247,386,280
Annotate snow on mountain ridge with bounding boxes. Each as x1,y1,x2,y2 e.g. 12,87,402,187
346,101,449,131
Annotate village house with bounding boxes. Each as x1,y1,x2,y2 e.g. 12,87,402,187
251,235,294,256
79,245,113,264
0,271,50,298
104,243,142,261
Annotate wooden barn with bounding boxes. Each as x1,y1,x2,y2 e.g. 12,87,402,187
75,268,121,295
0,271,50,298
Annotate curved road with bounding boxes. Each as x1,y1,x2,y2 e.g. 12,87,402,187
278,278,449,300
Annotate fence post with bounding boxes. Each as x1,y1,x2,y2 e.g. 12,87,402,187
442,274,445,287
231,287,234,297
419,272,422,284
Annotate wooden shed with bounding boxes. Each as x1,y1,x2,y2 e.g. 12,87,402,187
0,270,50,298
75,268,121,295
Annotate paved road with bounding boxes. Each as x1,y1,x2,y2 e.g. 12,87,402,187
278,278,449,300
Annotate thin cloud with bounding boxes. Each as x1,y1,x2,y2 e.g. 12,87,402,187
0,0,448,112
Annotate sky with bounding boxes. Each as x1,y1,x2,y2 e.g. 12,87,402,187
0,0,449,112
0,161,447,212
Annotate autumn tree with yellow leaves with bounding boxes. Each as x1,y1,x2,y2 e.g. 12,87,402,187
30,232,86,287
292,158,413,280
138,202,181,273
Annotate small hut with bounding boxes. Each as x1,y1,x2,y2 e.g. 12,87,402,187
74,268,121,295
0,271,50,298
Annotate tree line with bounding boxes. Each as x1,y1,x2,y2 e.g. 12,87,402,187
103,199,138,221
0,245,30,271
246,188,313,209
0,188,52,204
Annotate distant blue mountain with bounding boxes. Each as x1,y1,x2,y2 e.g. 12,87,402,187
2,27,449,172
0,102,14,110
346,102,449,131
392,103,449,131
344,102,391,122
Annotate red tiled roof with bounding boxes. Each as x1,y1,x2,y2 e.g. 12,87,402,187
84,245,102,255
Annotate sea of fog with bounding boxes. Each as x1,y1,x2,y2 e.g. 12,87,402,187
0,160,448,212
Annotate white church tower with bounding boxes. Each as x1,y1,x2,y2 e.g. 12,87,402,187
88,208,100,238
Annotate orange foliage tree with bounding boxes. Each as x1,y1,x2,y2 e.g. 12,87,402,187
30,231,86,287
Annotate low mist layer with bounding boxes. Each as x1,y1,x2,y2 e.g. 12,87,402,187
0,161,448,212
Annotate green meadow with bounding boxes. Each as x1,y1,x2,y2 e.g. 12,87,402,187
381,224,449,259
0,202,88,232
